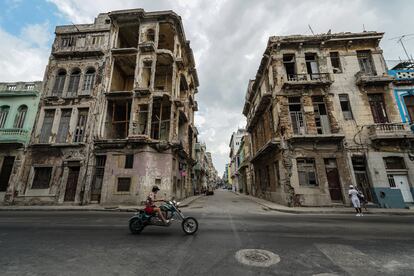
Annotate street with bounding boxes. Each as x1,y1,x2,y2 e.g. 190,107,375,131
1,190,414,276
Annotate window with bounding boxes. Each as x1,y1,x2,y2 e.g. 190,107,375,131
339,94,353,120
7,85,16,91
384,157,406,170
368,94,388,123
137,104,148,135
61,36,74,47
67,68,81,96
0,106,10,128
357,50,375,75
56,109,72,143
117,177,131,192
151,100,170,140
32,167,52,189
52,69,66,97
39,110,55,143
305,53,320,78
283,54,296,79
82,68,96,93
146,29,155,42
387,174,396,188
330,52,342,73
25,84,35,90
125,154,134,169
289,97,305,135
14,105,28,129
312,96,330,134
74,108,88,143
91,35,104,45
297,158,318,186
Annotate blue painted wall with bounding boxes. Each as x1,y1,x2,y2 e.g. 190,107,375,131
388,69,414,124
371,188,407,209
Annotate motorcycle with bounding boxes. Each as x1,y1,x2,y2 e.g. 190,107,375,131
129,200,198,235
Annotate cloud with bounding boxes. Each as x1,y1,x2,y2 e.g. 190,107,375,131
20,21,51,48
3,0,414,175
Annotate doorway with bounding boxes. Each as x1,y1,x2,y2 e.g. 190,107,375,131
64,166,80,202
352,156,373,202
324,159,343,202
392,175,413,203
0,156,15,192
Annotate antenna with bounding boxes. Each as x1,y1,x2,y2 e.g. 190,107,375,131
363,24,366,32
71,22,80,32
389,34,414,62
308,24,315,35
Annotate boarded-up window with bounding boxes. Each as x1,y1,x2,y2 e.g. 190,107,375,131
82,68,96,94
56,109,72,143
40,110,55,143
297,158,318,186
32,167,52,189
67,69,81,96
52,69,66,97
384,157,406,170
117,177,131,192
74,108,88,143
339,94,353,120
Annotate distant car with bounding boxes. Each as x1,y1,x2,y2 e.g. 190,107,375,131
227,186,232,190
206,186,214,196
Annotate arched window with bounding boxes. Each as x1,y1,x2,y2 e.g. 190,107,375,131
146,29,155,42
14,105,28,129
0,105,10,128
52,69,67,97
83,67,96,94
67,68,81,96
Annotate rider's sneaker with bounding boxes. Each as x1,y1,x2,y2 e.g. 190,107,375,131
165,220,170,225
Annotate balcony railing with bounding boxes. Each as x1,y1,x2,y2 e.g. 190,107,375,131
369,123,414,140
355,71,394,86
283,73,332,88
0,128,29,144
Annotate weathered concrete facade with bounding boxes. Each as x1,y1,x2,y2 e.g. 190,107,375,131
0,82,42,204
243,32,414,208
16,9,200,206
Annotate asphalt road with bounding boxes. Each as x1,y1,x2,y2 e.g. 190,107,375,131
1,189,414,276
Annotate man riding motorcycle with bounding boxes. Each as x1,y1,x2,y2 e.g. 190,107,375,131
144,185,169,225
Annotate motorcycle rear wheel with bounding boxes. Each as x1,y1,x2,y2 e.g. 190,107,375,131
181,217,198,235
129,218,144,234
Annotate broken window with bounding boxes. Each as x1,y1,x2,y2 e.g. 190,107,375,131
339,94,353,120
13,105,27,128
283,54,296,80
151,100,171,140
0,105,10,128
52,69,66,97
368,94,388,123
180,75,189,99
83,68,96,94
146,29,155,42
137,104,148,135
125,154,134,169
110,57,135,92
357,50,375,75
40,109,55,143
288,97,305,135
56,109,72,143
297,158,318,186
61,36,75,47
67,68,81,97
117,177,131,192
7,85,16,91
154,54,173,92
312,96,330,134
107,100,131,139
158,23,175,52
141,60,152,88
32,167,52,189
116,24,139,48
74,108,88,143
330,52,342,73
305,53,320,79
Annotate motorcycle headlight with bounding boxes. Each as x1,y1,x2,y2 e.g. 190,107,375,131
176,202,180,206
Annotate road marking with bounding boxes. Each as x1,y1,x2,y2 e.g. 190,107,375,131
315,243,383,275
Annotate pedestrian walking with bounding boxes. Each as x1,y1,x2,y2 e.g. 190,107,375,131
356,187,368,212
348,185,363,216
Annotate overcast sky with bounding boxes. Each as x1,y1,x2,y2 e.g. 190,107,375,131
1,0,414,175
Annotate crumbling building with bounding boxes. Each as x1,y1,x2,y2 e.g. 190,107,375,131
243,32,414,208
15,9,199,206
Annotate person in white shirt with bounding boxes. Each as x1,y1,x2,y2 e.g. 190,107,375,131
348,185,363,216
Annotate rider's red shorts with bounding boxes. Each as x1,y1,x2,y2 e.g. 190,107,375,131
144,206,154,214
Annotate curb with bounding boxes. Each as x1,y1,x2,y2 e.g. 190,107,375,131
180,195,203,208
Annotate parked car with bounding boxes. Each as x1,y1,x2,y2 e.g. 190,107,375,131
206,186,214,196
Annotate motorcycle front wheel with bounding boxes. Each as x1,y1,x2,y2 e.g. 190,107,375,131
129,218,144,234
181,217,198,235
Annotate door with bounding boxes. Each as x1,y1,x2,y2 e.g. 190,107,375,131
64,167,80,202
91,156,106,203
313,97,331,134
352,156,373,202
325,159,343,202
394,175,414,203
368,94,389,123
0,156,15,192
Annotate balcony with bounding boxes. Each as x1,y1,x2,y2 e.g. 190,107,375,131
52,45,105,57
282,73,332,89
355,72,394,86
138,41,155,52
0,128,29,145
368,123,414,140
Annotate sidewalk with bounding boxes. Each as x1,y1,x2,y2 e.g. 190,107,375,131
237,193,414,216
0,195,203,212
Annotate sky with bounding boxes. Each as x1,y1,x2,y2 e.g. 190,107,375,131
1,0,414,175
